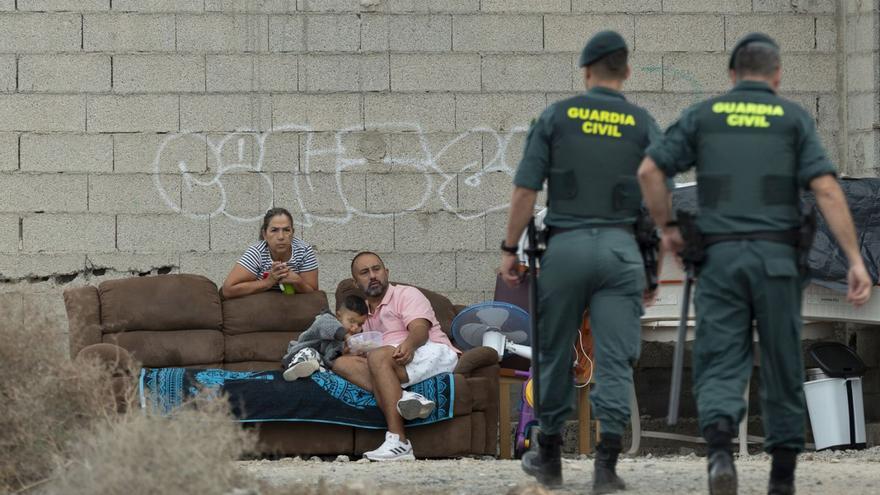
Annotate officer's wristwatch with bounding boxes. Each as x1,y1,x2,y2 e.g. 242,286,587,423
500,241,518,255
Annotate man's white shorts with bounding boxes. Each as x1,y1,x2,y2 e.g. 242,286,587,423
402,341,459,387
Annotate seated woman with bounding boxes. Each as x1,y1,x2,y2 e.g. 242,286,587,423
221,207,319,299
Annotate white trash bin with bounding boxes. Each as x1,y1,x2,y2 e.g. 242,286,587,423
804,342,867,451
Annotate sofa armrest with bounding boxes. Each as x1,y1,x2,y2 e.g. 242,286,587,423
76,343,139,413
454,347,499,376
63,286,102,358
453,303,467,314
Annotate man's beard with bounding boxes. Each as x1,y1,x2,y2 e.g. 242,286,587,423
363,280,386,297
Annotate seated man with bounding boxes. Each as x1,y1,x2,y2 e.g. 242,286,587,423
332,251,460,461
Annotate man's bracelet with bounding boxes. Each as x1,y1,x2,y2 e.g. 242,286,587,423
664,220,679,227
500,241,519,254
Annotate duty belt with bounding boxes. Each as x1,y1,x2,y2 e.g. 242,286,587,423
702,229,799,248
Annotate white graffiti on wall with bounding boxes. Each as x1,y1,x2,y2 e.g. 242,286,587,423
152,123,528,226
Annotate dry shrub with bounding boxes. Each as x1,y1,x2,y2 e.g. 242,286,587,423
49,397,258,495
0,325,120,492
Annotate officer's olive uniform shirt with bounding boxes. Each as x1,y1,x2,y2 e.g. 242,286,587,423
514,86,664,229
646,80,836,234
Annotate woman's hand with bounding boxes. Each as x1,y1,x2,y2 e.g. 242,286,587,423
279,270,302,285
269,261,290,282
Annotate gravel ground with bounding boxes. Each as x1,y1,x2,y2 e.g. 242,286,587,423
240,447,880,495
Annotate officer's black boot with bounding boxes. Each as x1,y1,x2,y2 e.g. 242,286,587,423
521,432,563,487
592,433,626,494
767,448,797,495
704,418,737,495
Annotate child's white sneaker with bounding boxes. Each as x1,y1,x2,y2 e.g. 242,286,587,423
396,390,435,420
283,348,321,381
364,432,415,461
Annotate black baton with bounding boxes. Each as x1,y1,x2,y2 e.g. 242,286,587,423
525,217,543,421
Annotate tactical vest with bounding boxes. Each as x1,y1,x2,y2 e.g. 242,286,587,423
546,93,652,221
694,90,801,228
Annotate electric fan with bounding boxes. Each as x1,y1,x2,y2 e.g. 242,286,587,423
451,301,532,360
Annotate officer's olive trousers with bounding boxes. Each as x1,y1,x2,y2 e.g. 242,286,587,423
536,228,645,437
694,240,806,452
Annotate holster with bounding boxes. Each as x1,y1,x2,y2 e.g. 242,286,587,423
676,210,706,274
798,208,818,275
634,210,660,291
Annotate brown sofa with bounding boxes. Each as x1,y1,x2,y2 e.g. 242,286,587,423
63,274,499,458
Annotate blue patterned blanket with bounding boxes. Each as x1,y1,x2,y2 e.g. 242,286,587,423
138,368,454,429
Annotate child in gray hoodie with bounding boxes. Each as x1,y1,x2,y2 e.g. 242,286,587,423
281,294,368,381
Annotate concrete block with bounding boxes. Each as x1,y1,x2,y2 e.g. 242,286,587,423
846,53,877,92
455,93,545,131
18,0,108,11
22,214,115,253
390,53,480,92
452,14,543,52
815,15,837,52
19,55,110,93
783,54,837,92
88,96,178,133
847,131,879,176
480,0,568,12
0,13,81,52
304,14,360,51
0,253,84,279
845,13,877,53
0,173,87,213
181,94,272,132
273,94,362,132
262,131,300,172
481,54,572,92
848,93,877,132
112,0,203,12
364,172,455,213
628,92,706,131
181,171,274,220
117,133,208,174
815,94,837,130
89,173,181,214
20,134,112,173
205,132,262,174
394,212,485,252
340,0,478,13
361,14,452,52
0,1,14,10
273,171,366,216
0,133,18,171
663,0,750,12
117,214,209,252
179,251,239,286
753,0,835,14
625,52,664,92
177,14,269,52
483,210,506,250
84,14,175,52
297,131,380,173
455,251,498,290
381,252,457,291
482,129,528,172
0,214,18,252
269,15,304,52
0,95,85,132
783,94,818,120
634,15,724,52
205,0,295,12
364,94,455,132
21,291,73,341
302,216,394,252
457,170,514,213
725,15,818,52
207,54,299,92
313,251,354,293
662,53,730,93
444,290,492,306
544,14,634,52
86,252,179,273
209,215,262,252
299,53,389,92
0,56,14,93
572,0,660,12
114,55,205,94
0,294,23,336
390,131,482,173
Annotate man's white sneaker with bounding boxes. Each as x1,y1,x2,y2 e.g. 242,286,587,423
396,390,435,420
364,432,415,461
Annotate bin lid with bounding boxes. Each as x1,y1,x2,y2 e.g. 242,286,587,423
808,342,866,378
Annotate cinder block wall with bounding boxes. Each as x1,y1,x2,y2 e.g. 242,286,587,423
0,0,876,356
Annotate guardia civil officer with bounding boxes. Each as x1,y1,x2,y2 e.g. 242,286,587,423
638,33,873,495
501,31,665,493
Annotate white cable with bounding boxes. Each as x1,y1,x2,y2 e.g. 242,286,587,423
573,328,594,388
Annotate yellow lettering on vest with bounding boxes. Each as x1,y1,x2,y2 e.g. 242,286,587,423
623,114,636,126
567,107,578,119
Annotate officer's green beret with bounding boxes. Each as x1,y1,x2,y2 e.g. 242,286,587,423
578,30,628,68
728,32,780,69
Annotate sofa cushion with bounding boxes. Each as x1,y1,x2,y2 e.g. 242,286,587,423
99,274,221,333
225,331,296,364
335,279,457,338
222,291,328,335
103,329,224,367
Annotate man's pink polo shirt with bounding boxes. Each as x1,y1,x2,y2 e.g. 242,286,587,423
363,284,460,354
